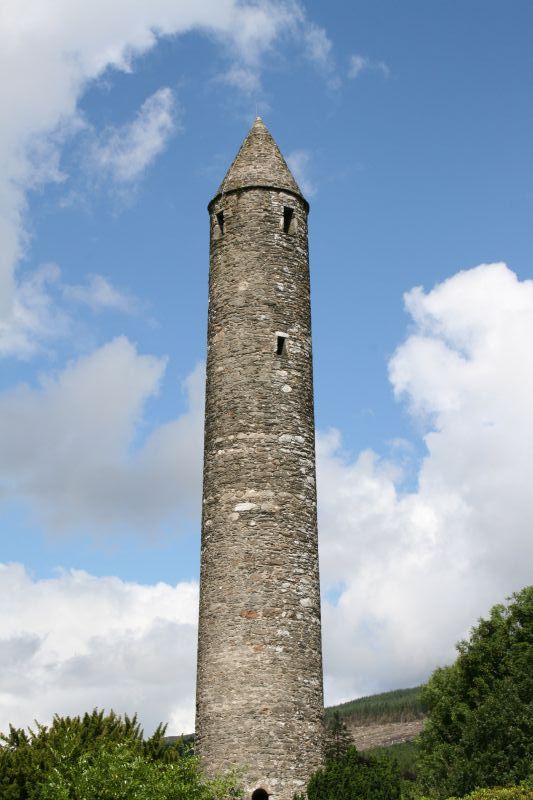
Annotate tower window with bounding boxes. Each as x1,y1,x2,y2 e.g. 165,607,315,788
216,211,225,235
283,206,296,234
252,790,269,800
276,333,288,356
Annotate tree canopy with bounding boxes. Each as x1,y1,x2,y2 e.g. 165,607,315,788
0,709,241,800
303,746,401,800
324,709,354,763
417,586,533,798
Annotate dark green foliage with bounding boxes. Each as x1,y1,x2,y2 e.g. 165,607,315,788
303,746,402,800
325,710,354,762
366,741,419,800
417,586,533,799
0,709,172,799
368,740,418,781
325,686,427,725
163,733,195,755
0,709,241,800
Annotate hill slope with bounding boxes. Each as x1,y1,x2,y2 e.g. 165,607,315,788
326,686,427,751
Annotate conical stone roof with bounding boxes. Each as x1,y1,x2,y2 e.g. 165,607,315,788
212,117,305,204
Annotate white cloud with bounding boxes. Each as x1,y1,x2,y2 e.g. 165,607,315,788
319,263,533,704
303,23,333,67
0,0,334,342
62,273,140,314
348,54,369,79
302,21,339,89
224,0,301,65
89,88,177,184
286,149,317,197
348,53,390,80
0,337,204,534
2,262,531,728
218,4,337,93
220,65,262,94
0,264,71,358
0,562,198,735
0,266,141,357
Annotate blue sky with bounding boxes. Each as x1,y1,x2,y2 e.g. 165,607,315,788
0,0,532,735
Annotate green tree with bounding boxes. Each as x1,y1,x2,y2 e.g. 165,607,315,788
417,586,533,798
325,710,354,762
40,738,240,800
0,709,241,800
304,746,401,800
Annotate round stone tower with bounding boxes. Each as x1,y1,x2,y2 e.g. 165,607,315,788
196,117,324,800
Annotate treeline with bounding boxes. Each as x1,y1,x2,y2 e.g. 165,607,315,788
325,685,427,724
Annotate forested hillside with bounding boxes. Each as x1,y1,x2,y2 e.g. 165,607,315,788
326,686,427,724
325,686,427,753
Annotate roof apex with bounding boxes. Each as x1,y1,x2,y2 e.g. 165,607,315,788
214,117,304,200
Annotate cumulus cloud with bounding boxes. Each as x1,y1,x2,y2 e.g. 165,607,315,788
0,0,334,344
0,264,71,358
286,149,317,197
0,266,141,357
348,54,390,80
319,263,533,704
1,262,531,728
0,562,198,735
0,337,204,534
89,88,178,184
217,4,337,93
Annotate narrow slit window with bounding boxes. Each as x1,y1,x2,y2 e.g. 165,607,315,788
216,211,225,235
276,334,287,356
283,206,295,234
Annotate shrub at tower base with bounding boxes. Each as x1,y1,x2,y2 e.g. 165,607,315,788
417,586,533,799
0,710,242,800
293,746,402,800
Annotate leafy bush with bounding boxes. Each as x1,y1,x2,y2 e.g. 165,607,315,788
445,785,533,800
40,738,239,800
302,746,401,800
418,780,533,800
0,709,241,800
417,587,533,799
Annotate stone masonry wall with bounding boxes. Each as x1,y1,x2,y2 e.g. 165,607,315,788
195,185,324,800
